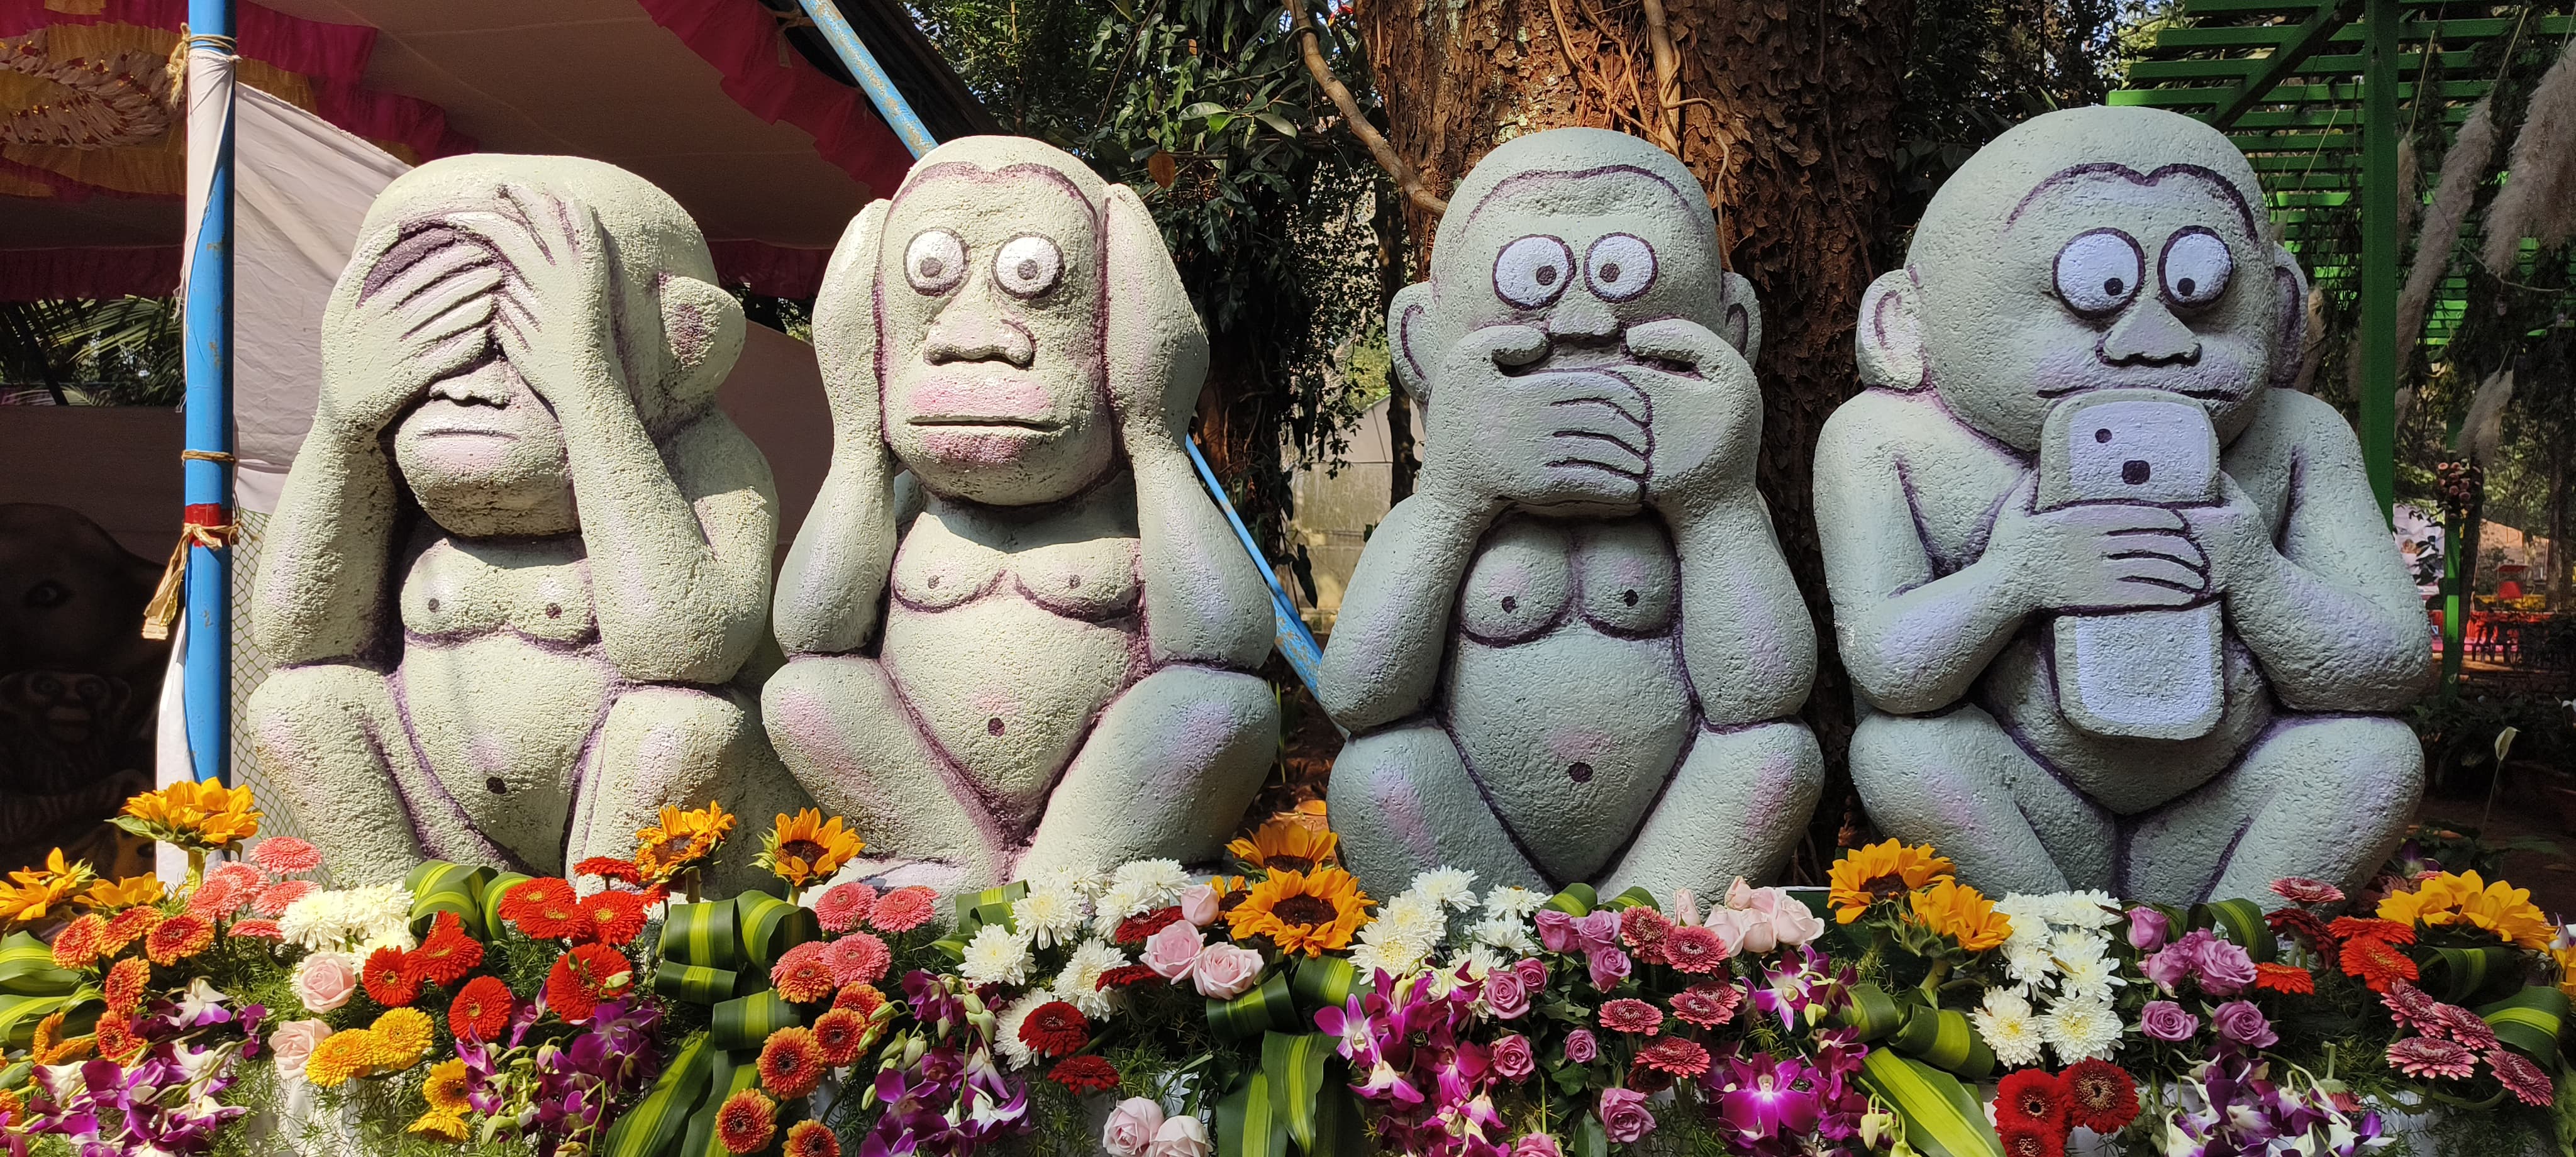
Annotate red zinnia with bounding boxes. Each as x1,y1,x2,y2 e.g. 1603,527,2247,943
816,882,878,933
1659,925,1729,975
1017,1000,1091,1058
1619,907,1674,964
867,887,937,933
834,983,888,1016
2253,962,2314,995
144,914,213,965
252,879,317,917
93,1013,142,1065
450,975,514,1041
812,1008,870,1066
499,878,583,939
231,917,282,939
714,1088,777,1154
2268,877,2345,906
783,1120,841,1157
103,906,162,953
770,941,837,1003
2058,1059,2138,1133
1597,998,1663,1036
1632,1035,1711,1080
1096,965,1158,990
250,837,323,875
103,956,150,1012
50,914,106,970
1998,1121,2068,1157
1669,982,1741,1029
1114,907,1185,945
361,945,419,1005
575,890,648,946
1050,1055,1120,1094
757,1027,828,1099
545,943,634,1022
574,857,643,885
1993,1068,2070,1131
828,933,892,986
409,912,486,986
2339,935,2418,994
2329,917,2414,946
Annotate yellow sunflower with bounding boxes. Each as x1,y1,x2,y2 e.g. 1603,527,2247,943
1827,840,1955,924
367,1007,435,1071
2379,870,2553,949
757,809,863,890
634,802,738,882
306,1029,377,1087
79,874,165,913
1228,814,1341,874
421,1058,472,1112
114,780,262,851
2553,943,2576,1001
0,849,94,925
1226,867,1373,956
1906,878,2012,953
407,1109,470,1144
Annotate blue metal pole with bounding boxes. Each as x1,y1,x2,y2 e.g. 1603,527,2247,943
182,0,235,785
797,1,1330,692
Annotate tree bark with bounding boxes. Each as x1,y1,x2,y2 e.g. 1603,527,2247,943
1354,0,1916,879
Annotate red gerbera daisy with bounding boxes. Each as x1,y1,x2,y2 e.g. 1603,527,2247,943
1018,1000,1091,1058
834,983,887,1016
816,882,877,933
2329,917,2414,946
757,1027,828,1099
2252,963,2314,995
230,917,282,939
714,1088,777,1155
103,906,162,954
1997,1121,2068,1157
409,912,485,987
2266,907,2334,948
252,879,316,917
250,837,323,875
1619,907,1674,965
1096,965,1158,990
545,943,634,1023
1597,998,1663,1036
1632,1036,1711,1080
450,975,515,1041
1659,926,1729,975
574,857,643,885
1668,982,1741,1029
499,878,583,939
50,914,106,970
783,1120,841,1157
2338,936,2418,994
362,946,419,1005
867,887,937,933
2380,982,2439,1031
575,890,648,947
1049,1055,1120,1095
2268,877,2345,906
1114,907,1185,945
770,941,837,1003
2425,1004,2497,1051
2058,1059,2138,1133
812,1008,870,1066
828,933,892,986
1993,1068,2070,1131
144,914,213,966
102,956,150,1012
2488,1047,2552,1107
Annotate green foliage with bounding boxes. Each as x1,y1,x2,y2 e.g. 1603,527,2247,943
0,297,182,406
1895,0,2171,217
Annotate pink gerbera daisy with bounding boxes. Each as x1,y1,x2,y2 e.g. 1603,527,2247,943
251,838,323,875
231,917,282,939
2487,1048,2551,1106
2424,1004,2498,1051
815,882,878,934
1632,1035,1711,1079
2385,1037,2477,1080
1660,925,1729,975
208,861,269,891
2380,983,2439,1032
2268,877,2345,906
1619,907,1674,965
868,887,938,933
1669,982,1741,1029
827,933,892,986
185,878,247,920
253,879,318,917
1598,998,1663,1036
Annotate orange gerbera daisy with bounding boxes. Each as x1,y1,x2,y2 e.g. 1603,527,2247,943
1906,878,2012,952
143,914,214,965
757,1027,828,1099
715,1088,777,1154
1228,813,1341,873
2253,962,2315,995
2339,934,2419,993
1225,866,1372,956
50,914,107,970
102,956,150,1012
756,809,862,890
1828,840,1955,924
102,905,162,954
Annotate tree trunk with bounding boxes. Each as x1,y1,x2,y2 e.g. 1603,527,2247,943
1355,0,1917,879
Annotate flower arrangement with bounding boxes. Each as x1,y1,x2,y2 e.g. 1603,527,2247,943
1,800,2568,1157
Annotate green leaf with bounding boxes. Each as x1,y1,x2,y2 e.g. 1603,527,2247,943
1177,101,1229,120
1262,1032,1332,1151
2480,985,2570,1071
1570,1114,1610,1157
1855,1050,2004,1157
1254,111,1299,138
1216,1071,1291,1157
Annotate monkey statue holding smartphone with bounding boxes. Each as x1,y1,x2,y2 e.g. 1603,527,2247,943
1814,106,2433,905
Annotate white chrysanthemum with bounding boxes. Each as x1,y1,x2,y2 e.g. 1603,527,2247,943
1993,892,2053,924
2048,928,2109,967
1012,886,1090,949
1108,860,1190,909
2002,939,2058,985
1409,868,1479,912
1023,865,1103,899
2049,890,2121,929
1468,915,1537,956
279,885,416,953
1970,988,2045,1068
1449,945,1505,979
1052,939,1129,1020
1372,894,1448,955
1345,939,1428,979
960,923,1036,987
995,990,1049,1070
1481,885,1547,919
2055,953,2125,1003
2043,996,2123,1064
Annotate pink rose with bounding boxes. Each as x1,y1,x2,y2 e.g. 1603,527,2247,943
1103,1097,1165,1157
269,1019,332,1079
1597,1087,1657,1144
2140,999,2199,1043
1513,1135,1564,1157
2211,999,2277,1048
1179,883,1223,928
1513,958,1548,990
1191,943,1265,999
293,952,357,1014
1484,966,1531,1019
1584,946,1629,990
1148,1113,1213,1157
1141,922,1204,982
1562,1028,1599,1064
1491,1034,1535,1080
1704,906,1767,956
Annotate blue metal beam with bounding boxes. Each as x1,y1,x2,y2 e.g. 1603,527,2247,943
183,0,235,785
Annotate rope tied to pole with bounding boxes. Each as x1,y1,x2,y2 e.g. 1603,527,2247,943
142,495,234,641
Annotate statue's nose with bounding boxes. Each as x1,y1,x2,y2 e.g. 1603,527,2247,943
2099,297,2201,367
1545,291,1621,344
925,286,1036,368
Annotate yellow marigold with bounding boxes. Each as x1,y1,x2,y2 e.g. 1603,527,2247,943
421,1058,472,1113
1907,878,2012,953
115,780,261,851
367,1007,435,1070
408,1108,470,1144
79,874,164,913
0,849,93,925
306,1029,377,1087
1828,840,1955,924
634,802,737,883
756,809,862,889
1226,866,1373,956
1228,814,1340,873
2378,870,2552,949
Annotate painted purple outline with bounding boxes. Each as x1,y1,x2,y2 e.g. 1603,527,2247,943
1463,163,1699,227
2004,162,2263,239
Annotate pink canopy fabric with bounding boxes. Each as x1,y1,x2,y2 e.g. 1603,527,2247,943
637,0,911,202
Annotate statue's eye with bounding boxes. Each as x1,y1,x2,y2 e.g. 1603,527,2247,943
2160,228,2233,309
1585,233,1655,301
23,580,68,609
1493,235,1574,309
994,235,1063,297
2053,229,2143,316
904,230,967,294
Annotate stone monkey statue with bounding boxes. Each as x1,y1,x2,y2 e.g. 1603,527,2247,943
1317,129,1823,900
1815,106,2433,904
248,156,806,886
763,137,1279,889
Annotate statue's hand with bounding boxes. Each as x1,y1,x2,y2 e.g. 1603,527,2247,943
1418,324,1648,513
450,185,625,416
318,224,504,442
1623,318,1761,509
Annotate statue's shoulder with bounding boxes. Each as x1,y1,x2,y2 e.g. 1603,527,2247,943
1818,387,1974,465
2232,387,2367,463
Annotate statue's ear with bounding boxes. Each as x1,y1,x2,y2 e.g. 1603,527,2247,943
811,199,889,426
1103,183,1209,436
2268,245,2311,389
1389,281,1437,404
1719,271,1763,367
1855,268,1928,390
662,273,746,407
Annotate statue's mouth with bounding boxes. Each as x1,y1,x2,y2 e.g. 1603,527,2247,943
906,415,1062,433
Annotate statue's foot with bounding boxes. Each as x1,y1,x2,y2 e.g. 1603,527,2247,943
1330,717,1544,898
1848,705,2111,895
1016,665,1279,880
2123,713,2420,905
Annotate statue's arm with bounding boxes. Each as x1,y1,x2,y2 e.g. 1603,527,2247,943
2202,392,2434,711
1133,440,1274,669
1314,491,1491,730
775,199,899,658
561,407,776,684
1814,399,2031,714
250,422,401,665
1665,494,1814,724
